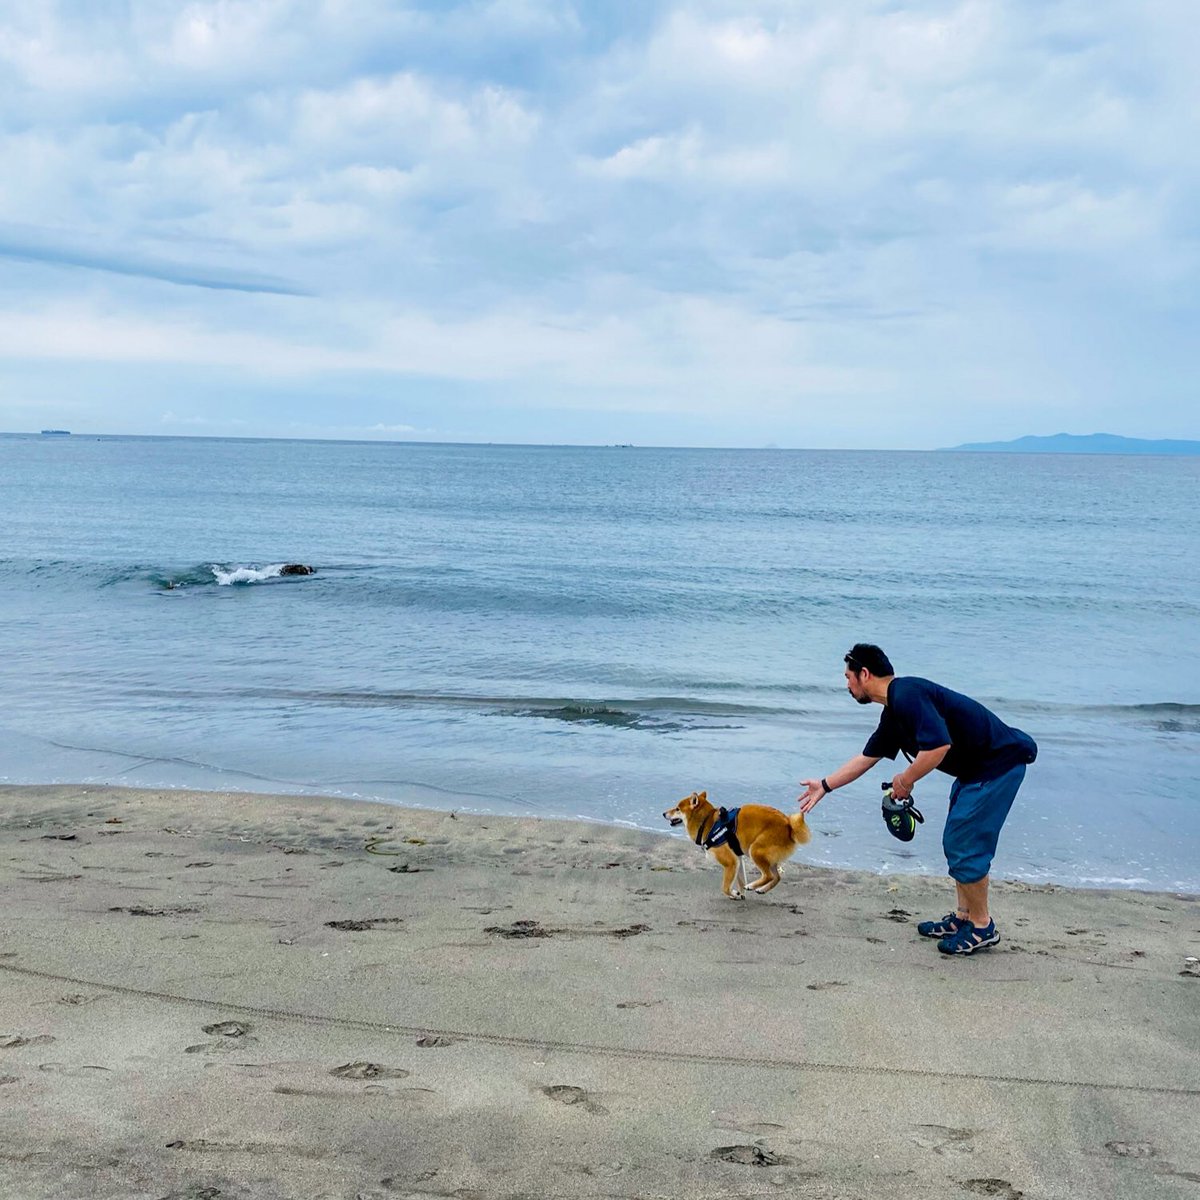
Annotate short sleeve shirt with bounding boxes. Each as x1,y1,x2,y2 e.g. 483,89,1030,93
863,677,1035,783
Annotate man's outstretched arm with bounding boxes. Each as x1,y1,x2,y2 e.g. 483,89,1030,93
798,754,880,813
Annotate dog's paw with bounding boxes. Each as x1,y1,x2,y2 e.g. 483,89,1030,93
728,890,745,901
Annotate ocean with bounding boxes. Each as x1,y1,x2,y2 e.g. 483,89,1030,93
2,433,1197,891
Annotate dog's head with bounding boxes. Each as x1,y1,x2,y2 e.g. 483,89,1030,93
662,790,709,829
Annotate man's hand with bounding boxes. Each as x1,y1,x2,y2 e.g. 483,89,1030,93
890,772,913,800
798,779,826,814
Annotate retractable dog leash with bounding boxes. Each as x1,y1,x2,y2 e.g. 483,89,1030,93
880,782,924,842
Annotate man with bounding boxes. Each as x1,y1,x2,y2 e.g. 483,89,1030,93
798,644,1037,956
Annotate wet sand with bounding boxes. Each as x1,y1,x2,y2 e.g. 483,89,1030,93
2,783,1198,1200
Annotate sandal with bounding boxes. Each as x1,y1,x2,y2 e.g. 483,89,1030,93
918,912,965,939
937,919,1000,955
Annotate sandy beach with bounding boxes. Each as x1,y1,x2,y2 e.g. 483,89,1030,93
1,783,1198,1199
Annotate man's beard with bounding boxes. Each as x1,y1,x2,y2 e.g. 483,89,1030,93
854,694,872,705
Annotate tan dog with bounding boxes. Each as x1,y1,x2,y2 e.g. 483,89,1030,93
662,790,810,900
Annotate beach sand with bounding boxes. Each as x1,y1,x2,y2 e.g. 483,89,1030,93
2,783,1198,1200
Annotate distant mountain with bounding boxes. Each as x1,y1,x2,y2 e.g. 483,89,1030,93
942,432,1200,455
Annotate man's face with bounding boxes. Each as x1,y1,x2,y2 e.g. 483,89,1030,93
845,666,872,704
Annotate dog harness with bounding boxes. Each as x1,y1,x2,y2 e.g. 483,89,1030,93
697,806,743,857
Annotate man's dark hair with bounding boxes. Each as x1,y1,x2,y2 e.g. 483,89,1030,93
844,643,894,677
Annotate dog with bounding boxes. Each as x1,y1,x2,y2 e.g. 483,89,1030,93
662,790,810,900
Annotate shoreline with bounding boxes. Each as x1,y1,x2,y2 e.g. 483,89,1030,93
1,774,1194,897
3,782,1199,1199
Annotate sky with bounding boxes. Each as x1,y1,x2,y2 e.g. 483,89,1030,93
1,1,1197,449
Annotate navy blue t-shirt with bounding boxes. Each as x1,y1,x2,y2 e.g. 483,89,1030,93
863,677,1037,784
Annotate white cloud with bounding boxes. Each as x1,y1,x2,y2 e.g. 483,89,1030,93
0,1,1197,444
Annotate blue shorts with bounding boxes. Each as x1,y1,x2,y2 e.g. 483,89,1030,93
942,764,1026,883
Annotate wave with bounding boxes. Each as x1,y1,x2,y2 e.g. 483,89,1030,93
0,559,324,589
210,563,286,586
116,681,1200,735
129,685,810,731
147,563,315,589
4,556,1199,624
1000,698,1200,733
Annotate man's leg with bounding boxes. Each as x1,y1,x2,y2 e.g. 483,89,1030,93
940,764,1025,950
959,875,989,927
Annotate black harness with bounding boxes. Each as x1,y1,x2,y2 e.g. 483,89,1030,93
696,806,743,857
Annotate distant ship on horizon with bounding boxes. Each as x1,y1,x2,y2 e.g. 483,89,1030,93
40,429,71,436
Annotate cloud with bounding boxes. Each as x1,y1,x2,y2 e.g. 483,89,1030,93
0,1,1197,445
0,224,310,294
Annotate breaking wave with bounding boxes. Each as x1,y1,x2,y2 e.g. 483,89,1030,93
210,563,287,586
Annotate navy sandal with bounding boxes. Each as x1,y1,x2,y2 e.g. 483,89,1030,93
937,919,1000,955
918,912,965,939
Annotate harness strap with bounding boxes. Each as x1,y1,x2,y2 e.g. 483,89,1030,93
699,807,743,858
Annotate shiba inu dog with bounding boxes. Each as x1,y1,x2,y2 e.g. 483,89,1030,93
662,790,810,899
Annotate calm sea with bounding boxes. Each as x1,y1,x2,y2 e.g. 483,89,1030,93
2,434,1197,891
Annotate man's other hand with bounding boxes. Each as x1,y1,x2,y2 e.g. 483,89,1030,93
798,779,826,813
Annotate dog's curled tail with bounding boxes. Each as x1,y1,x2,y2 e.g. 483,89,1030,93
789,812,811,846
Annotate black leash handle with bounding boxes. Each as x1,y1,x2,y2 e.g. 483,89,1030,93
881,782,924,824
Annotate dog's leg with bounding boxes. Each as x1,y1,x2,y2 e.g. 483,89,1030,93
746,846,779,893
715,848,743,900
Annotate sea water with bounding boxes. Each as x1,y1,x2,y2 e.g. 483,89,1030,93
2,434,1197,891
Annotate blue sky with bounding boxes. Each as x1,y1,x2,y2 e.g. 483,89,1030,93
1,1,1196,448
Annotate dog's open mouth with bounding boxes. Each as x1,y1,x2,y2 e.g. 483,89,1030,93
666,816,683,827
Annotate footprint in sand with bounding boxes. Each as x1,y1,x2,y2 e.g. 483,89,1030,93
186,1019,259,1055
960,1180,1024,1199
1105,1141,1156,1158
552,1159,631,1187
541,1084,608,1115
486,919,552,939
202,1021,251,1038
912,1125,978,1156
325,918,405,932
710,1144,792,1167
155,1187,224,1200
415,1035,453,1048
806,980,849,991
330,1061,411,1080
38,1063,111,1077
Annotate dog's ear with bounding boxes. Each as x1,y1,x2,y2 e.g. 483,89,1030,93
697,790,707,804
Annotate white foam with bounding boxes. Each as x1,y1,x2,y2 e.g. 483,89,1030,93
211,563,285,586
